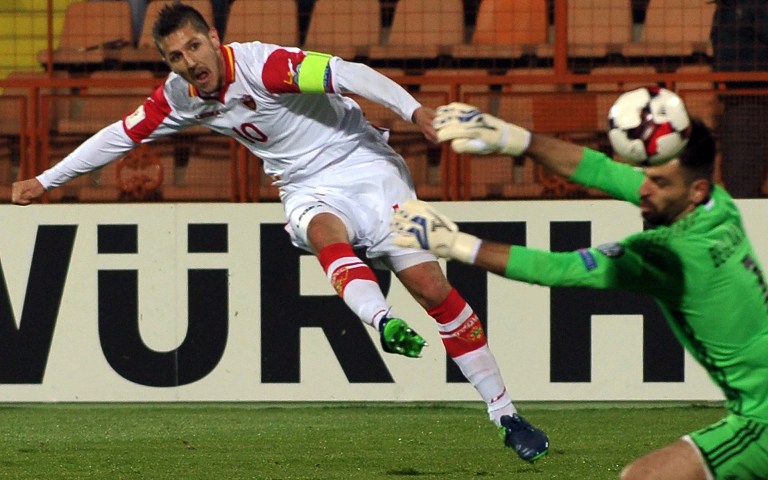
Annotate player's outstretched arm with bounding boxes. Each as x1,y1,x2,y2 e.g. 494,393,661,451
433,102,585,179
11,178,45,206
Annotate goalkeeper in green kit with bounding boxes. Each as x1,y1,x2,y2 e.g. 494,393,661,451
391,102,768,480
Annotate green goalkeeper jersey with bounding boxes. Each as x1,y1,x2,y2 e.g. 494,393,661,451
505,148,768,421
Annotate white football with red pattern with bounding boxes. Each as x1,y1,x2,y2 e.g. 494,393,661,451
608,86,692,166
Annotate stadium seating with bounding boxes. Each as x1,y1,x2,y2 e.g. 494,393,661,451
456,92,543,199
120,0,215,65
4,0,741,202
163,155,234,201
451,0,549,62
303,0,380,59
224,0,299,46
586,65,661,129
419,68,492,102
0,70,72,199
36,0,132,68
622,0,716,61
501,68,563,93
675,64,722,130
536,0,633,59
368,0,465,61
55,70,154,136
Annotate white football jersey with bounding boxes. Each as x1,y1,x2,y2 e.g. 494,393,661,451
38,42,422,189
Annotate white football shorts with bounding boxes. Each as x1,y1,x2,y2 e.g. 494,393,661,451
281,155,437,273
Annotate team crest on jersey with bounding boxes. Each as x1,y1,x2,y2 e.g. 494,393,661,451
240,95,257,111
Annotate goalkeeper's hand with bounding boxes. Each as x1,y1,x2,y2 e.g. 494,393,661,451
390,199,481,264
433,102,532,156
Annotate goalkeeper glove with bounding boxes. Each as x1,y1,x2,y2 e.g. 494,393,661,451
433,102,532,156
390,199,481,264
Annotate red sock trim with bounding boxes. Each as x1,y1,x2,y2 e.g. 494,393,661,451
428,288,488,357
427,288,466,325
440,313,488,357
317,243,356,273
318,243,378,296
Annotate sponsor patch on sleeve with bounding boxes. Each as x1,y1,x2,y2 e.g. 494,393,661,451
124,105,146,130
596,242,624,258
578,248,597,271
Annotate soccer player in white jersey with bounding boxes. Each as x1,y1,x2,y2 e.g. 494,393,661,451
11,3,548,461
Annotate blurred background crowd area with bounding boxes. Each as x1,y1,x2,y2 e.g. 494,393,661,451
0,0,766,203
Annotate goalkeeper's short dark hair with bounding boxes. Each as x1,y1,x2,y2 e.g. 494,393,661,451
679,118,716,183
152,2,211,46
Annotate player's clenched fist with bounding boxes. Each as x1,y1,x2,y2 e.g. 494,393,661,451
12,178,45,206
390,199,481,264
433,102,532,157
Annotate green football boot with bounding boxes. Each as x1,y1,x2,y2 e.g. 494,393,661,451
378,317,427,358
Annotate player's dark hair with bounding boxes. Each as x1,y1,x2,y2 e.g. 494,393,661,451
152,2,211,46
679,118,715,184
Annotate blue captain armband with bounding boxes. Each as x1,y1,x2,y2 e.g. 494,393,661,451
297,51,333,93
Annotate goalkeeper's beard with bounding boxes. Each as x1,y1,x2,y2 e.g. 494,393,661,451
641,208,673,228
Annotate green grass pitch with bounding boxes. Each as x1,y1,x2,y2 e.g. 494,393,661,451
0,402,725,479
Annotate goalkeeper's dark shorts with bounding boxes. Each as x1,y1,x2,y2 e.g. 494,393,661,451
687,414,768,479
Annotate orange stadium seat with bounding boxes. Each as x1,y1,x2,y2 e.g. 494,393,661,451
303,0,381,59
537,0,633,59
224,0,299,46
368,0,464,60
622,0,716,60
36,0,132,67
452,0,548,61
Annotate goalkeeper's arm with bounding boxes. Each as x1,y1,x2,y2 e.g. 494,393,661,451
433,102,586,179
390,200,648,292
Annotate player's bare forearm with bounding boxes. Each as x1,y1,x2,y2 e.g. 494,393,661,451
525,133,584,179
11,178,45,206
473,241,513,277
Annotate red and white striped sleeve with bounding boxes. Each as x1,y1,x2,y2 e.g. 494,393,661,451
123,81,182,143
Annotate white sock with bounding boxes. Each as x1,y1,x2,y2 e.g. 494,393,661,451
340,279,390,329
452,345,517,425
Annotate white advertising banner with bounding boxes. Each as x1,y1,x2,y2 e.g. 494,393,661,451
2,199,765,402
